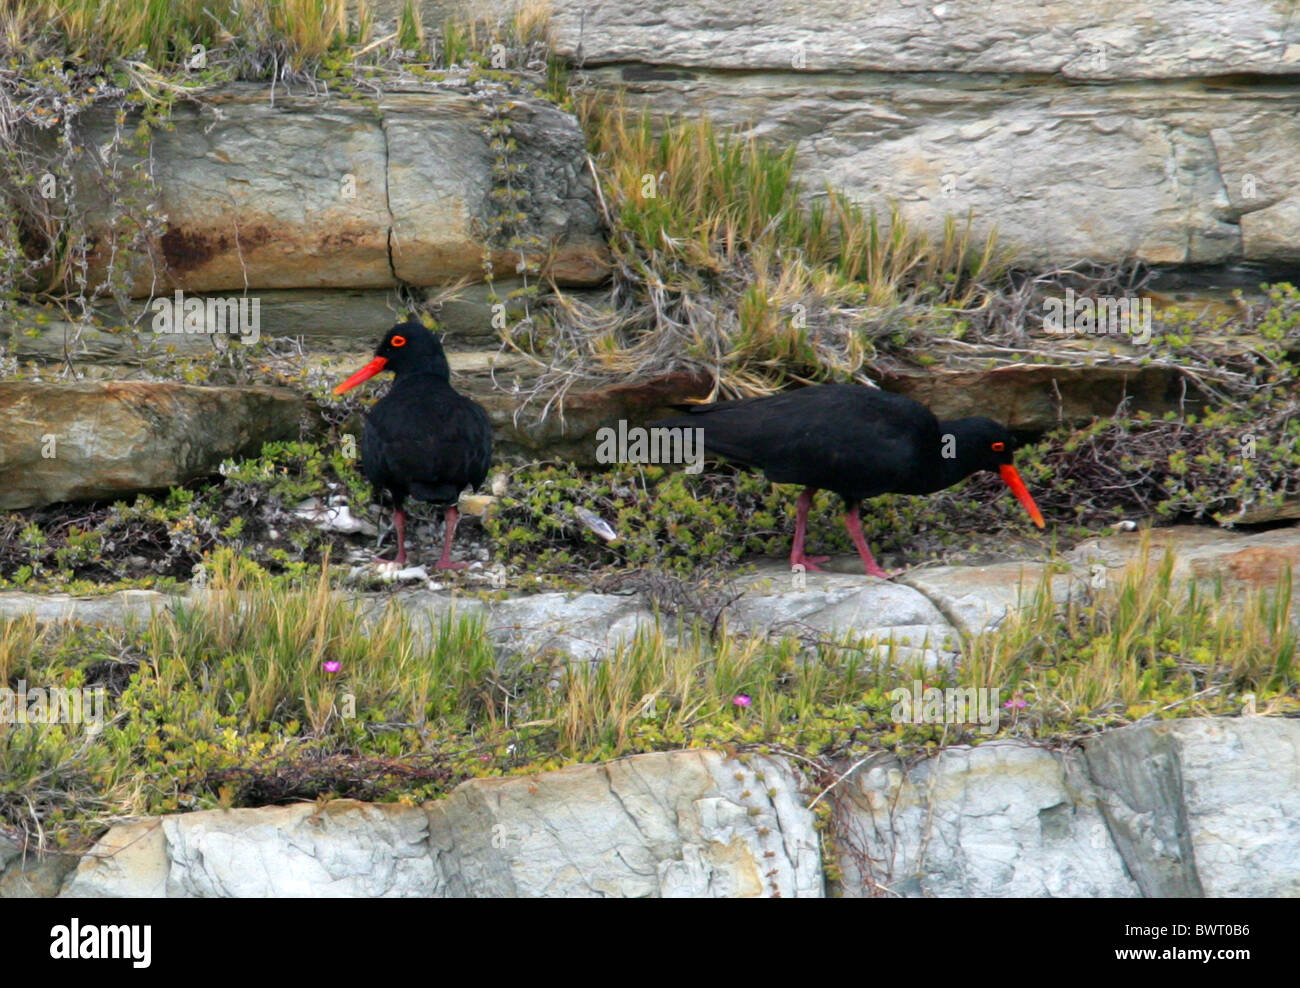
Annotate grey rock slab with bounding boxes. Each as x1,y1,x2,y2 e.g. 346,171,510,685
58,752,821,897
728,567,960,666
377,589,651,662
547,0,1300,79
426,750,822,897
60,820,170,898
1065,525,1261,572
161,801,435,897
389,573,960,663
0,840,77,898
99,289,406,344
0,381,307,510
0,590,170,627
0,288,564,361
1083,718,1300,897
899,561,1076,637
0,287,604,365
62,804,433,898
586,70,1300,266
485,591,658,662
833,741,1139,897
1065,525,1300,594
64,84,605,297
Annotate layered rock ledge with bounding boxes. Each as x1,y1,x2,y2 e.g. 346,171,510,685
534,0,1300,266
3,718,1295,897
65,84,607,297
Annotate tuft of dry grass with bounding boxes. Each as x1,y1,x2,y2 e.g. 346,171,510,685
1,0,356,69
145,549,500,733
396,0,425,52
963,533,1298,729
0,612,39,692
503,98,1012,405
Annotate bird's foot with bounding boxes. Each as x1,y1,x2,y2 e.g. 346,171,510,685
434,559,468,571
791,555,829,572
863,563,905,580
373,554,407,567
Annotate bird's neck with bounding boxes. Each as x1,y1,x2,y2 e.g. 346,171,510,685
933,420,987,489
393,363,451,388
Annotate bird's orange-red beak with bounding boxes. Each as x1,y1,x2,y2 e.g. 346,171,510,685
333,356,388,395
999,464,1046,529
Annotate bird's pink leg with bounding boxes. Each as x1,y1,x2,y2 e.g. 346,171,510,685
790,487,830,572
375,507,408,565
844,503,899,579
435,506,468,570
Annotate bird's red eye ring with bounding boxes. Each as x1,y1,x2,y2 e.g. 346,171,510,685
991,441,1006,452
390,335,407,348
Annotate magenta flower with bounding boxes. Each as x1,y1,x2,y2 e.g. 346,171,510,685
322,660,342,674
1003,693,1027,710
733,694,752,708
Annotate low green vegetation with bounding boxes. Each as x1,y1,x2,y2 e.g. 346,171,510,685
0,439,373,592
1,540,1294,851
484,460,1062,581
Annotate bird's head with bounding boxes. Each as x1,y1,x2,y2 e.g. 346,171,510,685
944,417,1045,529
333,320,450,395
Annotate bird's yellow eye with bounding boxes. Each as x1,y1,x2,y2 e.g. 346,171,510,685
991,441,1005,452
391,335,407,348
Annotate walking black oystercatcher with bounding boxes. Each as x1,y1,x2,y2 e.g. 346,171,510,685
333,321,492,569
651,384,1045,578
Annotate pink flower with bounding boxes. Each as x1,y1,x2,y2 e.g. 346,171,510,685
322,661,341,674
1003,693,1027,710
733,694,752,708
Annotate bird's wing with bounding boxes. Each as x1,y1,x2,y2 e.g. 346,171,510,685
364,387,493,504
651,386,938,497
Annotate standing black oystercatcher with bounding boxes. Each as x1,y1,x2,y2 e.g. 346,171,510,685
333,321,492,570
651,384,1045,578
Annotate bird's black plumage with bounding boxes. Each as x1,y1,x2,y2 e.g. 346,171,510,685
651,383,1044,577
336,320,492,568
656,385,1018,498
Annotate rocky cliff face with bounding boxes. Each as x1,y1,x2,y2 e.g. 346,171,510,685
4,717,1295,898
547,0,1300,78
38,1,1300,304
541,0,1300,266
0,382,306,510
834,717,1300,897
69,84,607,297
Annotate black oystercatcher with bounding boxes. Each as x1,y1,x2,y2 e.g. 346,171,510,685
651,384,1045,578
334,321,492,569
